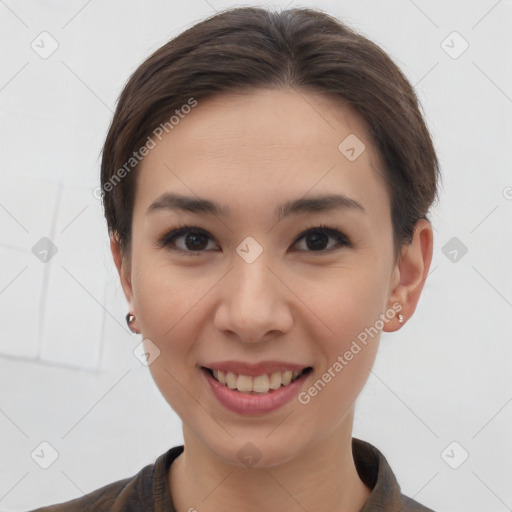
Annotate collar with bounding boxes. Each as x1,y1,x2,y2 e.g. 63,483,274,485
154,438,433,512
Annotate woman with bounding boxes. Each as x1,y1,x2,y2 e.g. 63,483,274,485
31,5,439,511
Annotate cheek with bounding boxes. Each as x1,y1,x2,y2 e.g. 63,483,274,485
130,252,216,379
299,323,381,431
301,264,389,351
300,267,387,410
133,265,203,420
131,254,210,341
308,351,377,437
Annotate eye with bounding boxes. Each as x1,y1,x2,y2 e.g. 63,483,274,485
292,224,352,253
157,224,218,256
156,223,352,256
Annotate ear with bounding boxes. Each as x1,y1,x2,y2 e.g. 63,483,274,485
110,234,139,332
383,219,434,332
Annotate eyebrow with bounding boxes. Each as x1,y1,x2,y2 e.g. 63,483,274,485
146,192,365,220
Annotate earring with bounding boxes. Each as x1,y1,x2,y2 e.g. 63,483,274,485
126,313,138,333
397,313,404,324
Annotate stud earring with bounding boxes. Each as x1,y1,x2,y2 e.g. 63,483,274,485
397,313,404,324
126,313,138,333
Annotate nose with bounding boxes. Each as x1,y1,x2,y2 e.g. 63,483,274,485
213,252,293,343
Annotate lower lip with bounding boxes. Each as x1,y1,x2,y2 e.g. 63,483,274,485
201,368,310,416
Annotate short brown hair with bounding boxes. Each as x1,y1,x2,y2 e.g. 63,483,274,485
100,6,440,261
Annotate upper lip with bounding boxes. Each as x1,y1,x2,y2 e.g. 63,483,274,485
202,360,311,376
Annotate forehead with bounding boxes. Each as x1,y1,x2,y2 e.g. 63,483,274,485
134,88,390,229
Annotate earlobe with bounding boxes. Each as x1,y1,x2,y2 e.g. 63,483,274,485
383,219,434,332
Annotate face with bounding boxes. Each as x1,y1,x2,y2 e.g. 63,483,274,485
116,88,407,468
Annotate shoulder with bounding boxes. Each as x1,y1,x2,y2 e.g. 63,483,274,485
27,480,122,511
26,445,184,512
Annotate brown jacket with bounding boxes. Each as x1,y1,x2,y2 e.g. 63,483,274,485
28,438,436,511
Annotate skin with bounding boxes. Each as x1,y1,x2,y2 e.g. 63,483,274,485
111,87,433,512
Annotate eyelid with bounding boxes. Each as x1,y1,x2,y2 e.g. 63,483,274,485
155,224,218,254
156,223,352,254
292,224,353,250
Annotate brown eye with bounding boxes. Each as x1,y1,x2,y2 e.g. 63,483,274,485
180,231,209,250
157,224,352,256
159,225,218,255
293,226,352,252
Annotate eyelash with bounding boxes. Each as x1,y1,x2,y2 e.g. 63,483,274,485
156,223,353,257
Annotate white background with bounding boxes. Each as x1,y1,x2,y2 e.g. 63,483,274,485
1,1,511,511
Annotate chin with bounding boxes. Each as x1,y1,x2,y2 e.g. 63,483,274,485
203,430,315,470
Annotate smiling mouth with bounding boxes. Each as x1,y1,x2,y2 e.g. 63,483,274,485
202,366,313,394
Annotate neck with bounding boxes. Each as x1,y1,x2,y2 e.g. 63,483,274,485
169,409,371,512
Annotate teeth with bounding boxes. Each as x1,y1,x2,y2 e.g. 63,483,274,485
269,372,282,389
211,368,306,393
226,371,237,389
281,370,292,386
253,374,270,393
236,374,253,392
